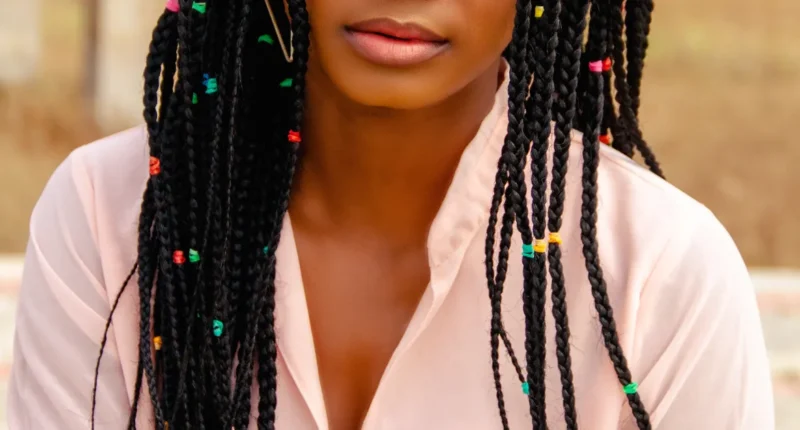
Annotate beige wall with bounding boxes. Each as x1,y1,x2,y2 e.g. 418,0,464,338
94,0,164,129
0,0,40,84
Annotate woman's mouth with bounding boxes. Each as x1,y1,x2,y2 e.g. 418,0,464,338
344,18,449,67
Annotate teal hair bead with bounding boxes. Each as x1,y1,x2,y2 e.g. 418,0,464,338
212,319,224,337
522,243,534,258
623,382,638,395
263,246,269,255
521,382,530,395
191,2,207,13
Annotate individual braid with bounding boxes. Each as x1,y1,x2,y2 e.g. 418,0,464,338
625,0,654,118
606,0,662,177
484,0,537,426
519,0,561,425
546,1,590,428
578,1,652,428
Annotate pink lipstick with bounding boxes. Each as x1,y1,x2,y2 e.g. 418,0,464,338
344,18,449,67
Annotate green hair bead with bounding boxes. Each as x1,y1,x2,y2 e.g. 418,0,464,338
188,249,200,263
191,2,207,13
279,78,293,88
258,34,275,45
192,93,198,104
623,382,638,395
521,381,530,395
212,320,224,337
522,243,534,258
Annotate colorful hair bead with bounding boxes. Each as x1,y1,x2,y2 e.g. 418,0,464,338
534,239,547,254
172,250,186,265
623,382,639,394
164,421,169,430
548,232,563,245
191,2,207,13
602,57,613,72
288,130,302,143
521,381,530,395
149,156,161,176
153,336,163,351
588,61,603,73
534,6,545,18
203,75,218,94
599,134,611,145
522,243,535,258
165,0,179,13
188,249,200,263
263,246,270,255
212,320,224,337
279,78,293,88
258,34,275,45
192,93,198,104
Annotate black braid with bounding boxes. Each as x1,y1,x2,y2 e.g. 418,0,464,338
579,1,652,428
547,0,591,428
91,1,663,428
606,0,662,177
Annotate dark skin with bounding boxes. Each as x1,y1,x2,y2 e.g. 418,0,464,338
285,0,516,427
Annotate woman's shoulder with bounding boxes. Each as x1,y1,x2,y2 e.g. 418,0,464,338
31,125,148,285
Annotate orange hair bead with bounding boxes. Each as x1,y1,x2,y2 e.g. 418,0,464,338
149,156,161,175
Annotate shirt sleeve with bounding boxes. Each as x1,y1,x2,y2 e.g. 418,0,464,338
7,150,131,429
622,207,775,429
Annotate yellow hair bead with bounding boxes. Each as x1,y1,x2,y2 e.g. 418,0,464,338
535,6,545,18
153,336,162,351
549,232,563,245
534,239,547,253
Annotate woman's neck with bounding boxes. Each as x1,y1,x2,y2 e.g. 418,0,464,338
290,59,504,246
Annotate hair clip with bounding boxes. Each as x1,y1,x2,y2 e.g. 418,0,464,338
599,134,611,145
548,232,563,245
212,320,224,337
279,78,293,88
149,156,161,175
522,243,535,258
588,61,603,73
165,0,179,13
623,382,639,395
602,58,612,72
191,2,207,14
288,130,302,143
535,6,545,18
173,250,186,265
188,249,200,263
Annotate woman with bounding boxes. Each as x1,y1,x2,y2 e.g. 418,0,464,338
8,0,774,428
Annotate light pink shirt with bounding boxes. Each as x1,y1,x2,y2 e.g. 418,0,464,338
8,78,774,429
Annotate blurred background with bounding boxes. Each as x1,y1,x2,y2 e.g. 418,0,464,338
0,0,798,427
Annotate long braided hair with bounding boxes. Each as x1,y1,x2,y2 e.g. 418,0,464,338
92,0,663,428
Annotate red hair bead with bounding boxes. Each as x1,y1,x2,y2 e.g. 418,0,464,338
288,130,302,143
602,58,612,72
599,134,611,145
149,156,161,175
172,250,186,265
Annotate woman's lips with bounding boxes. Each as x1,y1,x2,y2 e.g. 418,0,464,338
344,18,449,67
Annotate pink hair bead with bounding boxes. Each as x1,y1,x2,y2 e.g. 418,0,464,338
588,61,603,73
166,0,180,13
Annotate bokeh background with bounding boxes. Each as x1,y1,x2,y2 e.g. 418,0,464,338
0,0,798,427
